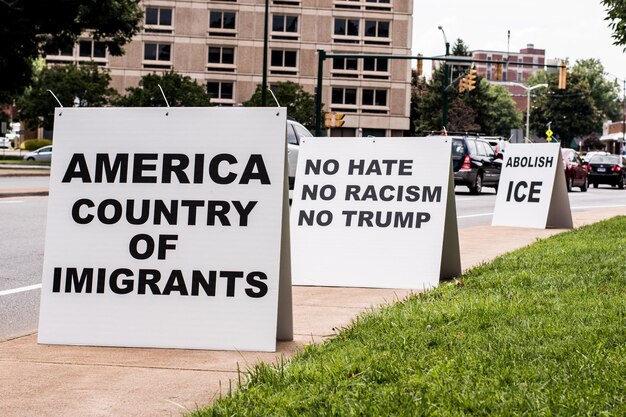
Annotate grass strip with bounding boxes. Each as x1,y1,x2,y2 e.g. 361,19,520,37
193,217,626,416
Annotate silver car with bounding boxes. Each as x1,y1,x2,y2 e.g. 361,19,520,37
286,119,313,189
23,145,52,162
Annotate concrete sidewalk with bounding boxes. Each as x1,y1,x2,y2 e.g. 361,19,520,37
1,203,625,416
0,168,50,198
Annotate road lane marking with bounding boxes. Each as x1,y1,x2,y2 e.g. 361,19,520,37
0,200,24,204
0,283,42,296
571,204,626,210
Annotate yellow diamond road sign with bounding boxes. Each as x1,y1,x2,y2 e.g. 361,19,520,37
546,128,553,137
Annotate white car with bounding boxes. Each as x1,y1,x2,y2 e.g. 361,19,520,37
582,151,609,163
23,145,52,162
0,137,10,148
286,119,313,189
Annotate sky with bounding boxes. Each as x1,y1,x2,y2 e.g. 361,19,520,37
412,0,626,84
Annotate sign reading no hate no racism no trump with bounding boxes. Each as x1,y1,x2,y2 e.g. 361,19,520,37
492,143,572,229
38,107,293,352
290,137,461,290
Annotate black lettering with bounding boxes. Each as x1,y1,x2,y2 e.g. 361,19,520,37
109,268,134,294
162,270,189,295
358,211,374,227
415,212,431,228
209,153,237,184
528,181,542,203
220,271,244,297
181,200,205,225
348,159,364,175
158,234,178,260
126,199,150,225
422,186,442,203
232,201,257,226
53,267,62,292
207,201,231,226
245,272,268,298
64,267,93,293
305,159,321,175
154,200,178,225
162,154,190,184
98,199,122,225
95,153,128,183
298,210,315,226
129,234,155,260
72,199,94,224
394,212,413,228
191,270,216,296
399,160,412,175
405,185,420,202
240,154,270,184
138,269,162,295
345,185,360,201
132,154,158,183
62,154,91,183
194,154,205,184
342,210,357,226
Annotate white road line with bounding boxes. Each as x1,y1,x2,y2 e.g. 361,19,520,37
0,283,42,296
0,200,24,204
457,212,493,219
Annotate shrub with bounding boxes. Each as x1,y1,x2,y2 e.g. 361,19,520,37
21,139,52,151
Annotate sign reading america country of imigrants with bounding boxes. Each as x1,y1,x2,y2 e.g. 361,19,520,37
38,107,292,352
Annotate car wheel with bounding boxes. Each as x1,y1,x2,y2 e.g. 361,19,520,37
26,157,35,161
469,173,483,195
567,176,573,192
580,177,588,192
619,177,624,190
593,182,598,188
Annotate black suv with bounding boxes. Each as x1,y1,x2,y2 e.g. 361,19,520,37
452,136,502,194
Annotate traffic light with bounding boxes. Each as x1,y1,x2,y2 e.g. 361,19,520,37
467,67,477,91
459,76,468,93
335,113,345,127
417,53,423,77
495,62,503,81
324,112,333,128
558,64,567,89
324,112,346,128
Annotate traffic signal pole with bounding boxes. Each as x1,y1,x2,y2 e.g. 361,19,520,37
313,51,565,137
442,41,450,130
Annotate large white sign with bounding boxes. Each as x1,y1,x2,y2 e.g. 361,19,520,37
492,143,572,229
38,107,292,352
290,137,460,289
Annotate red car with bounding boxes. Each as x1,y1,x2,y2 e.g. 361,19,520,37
561,148,588,192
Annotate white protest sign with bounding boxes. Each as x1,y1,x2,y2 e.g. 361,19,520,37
492,143,572,229
290,137,460,289
38,107,292,352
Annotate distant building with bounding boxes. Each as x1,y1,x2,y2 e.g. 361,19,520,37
45,0,413,137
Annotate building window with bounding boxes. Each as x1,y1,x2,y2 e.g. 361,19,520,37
270,50,297,74
145,7,173,33
144,43,172,68
364,20,389,37
332,57,358,71
331,87,357,105
209,11,236,36
272,15,298,33
79,40,106,59
334,18,359,43
207,81,234,102
207,46,235,72
363,57,389,79
362,89,387,106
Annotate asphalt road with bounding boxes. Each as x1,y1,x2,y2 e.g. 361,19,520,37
2,184,626,340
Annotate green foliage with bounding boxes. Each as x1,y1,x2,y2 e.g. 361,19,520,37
114,72,213,107
244,82,317,132
528,70,603,141
573,59,623,122
0,0,142,103
192,217,626,416
17,63,118,131
21,139,52,151
411,64,522,135
603,0,626,49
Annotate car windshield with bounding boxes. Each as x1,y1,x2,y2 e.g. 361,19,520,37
589,155,620,165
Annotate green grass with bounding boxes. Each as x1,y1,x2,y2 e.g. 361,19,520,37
192,217,626,416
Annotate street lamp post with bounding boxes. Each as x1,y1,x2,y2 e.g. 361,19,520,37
438,26,450,130
261,0,270,106
525,83,548,141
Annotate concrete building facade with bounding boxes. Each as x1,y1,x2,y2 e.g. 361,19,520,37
45,0,413,137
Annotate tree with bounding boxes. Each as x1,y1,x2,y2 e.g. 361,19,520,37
573,59,622,122
528,71,602,142
17,63,118,131
244,82,317,131
582,132,604,151
114,72,213,107
602,0,626,48
0,0,142,103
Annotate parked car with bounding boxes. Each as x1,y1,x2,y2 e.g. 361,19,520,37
286,119,313,189
452,136,502,194
587,154,626,189
561,148,588,192
23,145,52,162
582,150,609,163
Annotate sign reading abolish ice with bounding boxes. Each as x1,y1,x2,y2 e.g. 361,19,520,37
492,143,572,229
38,107,292,352
290,137,460,289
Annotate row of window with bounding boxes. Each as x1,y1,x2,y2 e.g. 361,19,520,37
331,87,388,108
145,7,391,42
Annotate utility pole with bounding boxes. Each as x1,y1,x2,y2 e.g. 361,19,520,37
438,26,450,130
